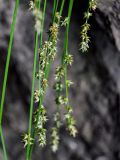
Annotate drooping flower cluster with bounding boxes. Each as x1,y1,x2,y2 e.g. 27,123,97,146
54,54,74,106
65,105,77,137
50,15,78,152
64,54,77,137
51,52,77,152
34,105,47,146
51,112,61,152
50,15,76,153
80,0,97,52
32,12,62,148
51,64,64,152
34,12,61,104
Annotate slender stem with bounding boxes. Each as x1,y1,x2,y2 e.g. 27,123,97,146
27,0,47,159
0,0,19,159
26,32,39,160
62,0,74,62
52,0,59,21
40,0,47,45
26,1,65,159
28,1,65,158
0,0,19,125
38,0,47,97
38,0,47,106
59,0,65,16
38,0,47,110
62,0,74,103
26,1,41,159
0,128,8,160
52,0,56,17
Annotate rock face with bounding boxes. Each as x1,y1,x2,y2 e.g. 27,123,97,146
0,0,120,160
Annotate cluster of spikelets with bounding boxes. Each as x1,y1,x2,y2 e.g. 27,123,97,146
80,0,97,52
51,52,78,151
33,11,61,147
23,0,97,154
23,0,77,151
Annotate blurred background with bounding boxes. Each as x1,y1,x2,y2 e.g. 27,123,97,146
0,0,120,160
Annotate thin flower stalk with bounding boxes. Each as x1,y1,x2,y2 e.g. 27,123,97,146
0,128,8,160
80,0,97,52
24,0,47,159
51,0,77,152
51,15,70,149
52,0,59,21
0,0,19,159
25,0,41,159
62,0,77,137
36,0,47,147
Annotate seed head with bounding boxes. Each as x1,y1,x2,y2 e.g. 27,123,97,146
23,133,34,148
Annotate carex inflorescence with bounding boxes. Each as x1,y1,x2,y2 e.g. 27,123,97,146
51,0,77,152
33,9,62,147
0,0,98,159
80,0,97,52
22,0,96,155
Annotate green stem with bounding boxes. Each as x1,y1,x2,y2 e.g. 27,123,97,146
28,1,65,158
0,0,19,125
26,32,39,160
27,1,65,158
38,0,47,105
62,0,74,62
0,128,8,160
38,0,47,97
27,0,47,159
59,0,65,19
52,0,59,21
40,0,47,45
26,1,41,160
62,0,74,103
0,0,19,159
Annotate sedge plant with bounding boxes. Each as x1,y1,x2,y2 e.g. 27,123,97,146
23,0,97,158
0,0,97,159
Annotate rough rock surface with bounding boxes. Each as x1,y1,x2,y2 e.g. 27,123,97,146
0,0,120,160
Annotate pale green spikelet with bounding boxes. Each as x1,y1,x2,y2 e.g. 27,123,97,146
80,0,97,52
23,133,34,148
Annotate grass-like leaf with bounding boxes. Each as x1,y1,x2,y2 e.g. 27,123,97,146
0,0,19,159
